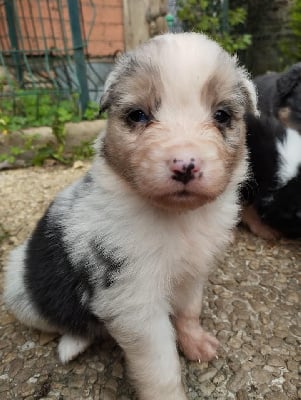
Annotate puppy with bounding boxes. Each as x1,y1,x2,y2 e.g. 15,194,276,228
241,63,301,239
255,62,301,131
3,33,257,400
242,114,301,239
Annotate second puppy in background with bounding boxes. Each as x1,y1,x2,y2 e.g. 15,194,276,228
242,113,301,239
242,63,301,239
4,33,257,400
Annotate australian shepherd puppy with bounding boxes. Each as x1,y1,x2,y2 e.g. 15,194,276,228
242,113,301,239
241,63,301,240
4,33,257,399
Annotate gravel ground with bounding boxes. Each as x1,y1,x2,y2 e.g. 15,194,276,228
0,163,300,400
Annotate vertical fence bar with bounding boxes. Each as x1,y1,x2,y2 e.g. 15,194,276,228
220,0,229,34
67,0,89,112
4,0,23,85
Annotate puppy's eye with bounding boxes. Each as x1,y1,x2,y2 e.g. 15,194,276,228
127,109,150,124
214,109,231,124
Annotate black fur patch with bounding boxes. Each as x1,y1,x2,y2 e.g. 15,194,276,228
276,62,301,99
24,212,103,338
257,169,301,239
89,239,126,288
241,113,283,204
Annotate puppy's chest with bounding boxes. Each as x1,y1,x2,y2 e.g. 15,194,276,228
117,215,216,279
80,194,233,287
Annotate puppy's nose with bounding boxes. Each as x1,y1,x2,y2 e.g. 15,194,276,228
169,157,201,184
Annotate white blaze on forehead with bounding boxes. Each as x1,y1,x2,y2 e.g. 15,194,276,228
154,33,222,80
143,33,240,121
277,128,301,185
156,34,220,100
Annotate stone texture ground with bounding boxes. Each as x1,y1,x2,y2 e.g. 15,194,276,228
0,163,300,400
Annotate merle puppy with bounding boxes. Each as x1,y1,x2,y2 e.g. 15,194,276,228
4,33,257,400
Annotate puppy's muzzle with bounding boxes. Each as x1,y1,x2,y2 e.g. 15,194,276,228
169,156,202,184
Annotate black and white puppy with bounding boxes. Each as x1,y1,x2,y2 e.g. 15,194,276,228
4,33,257,400
241,63,301,239
242,113,301,239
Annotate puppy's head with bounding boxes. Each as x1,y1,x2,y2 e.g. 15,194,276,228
99,33,257,211
276,62,301,131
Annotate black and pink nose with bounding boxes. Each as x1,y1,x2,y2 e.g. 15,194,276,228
169,157,201,184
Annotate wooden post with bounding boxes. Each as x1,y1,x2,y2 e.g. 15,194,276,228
123,0,168,50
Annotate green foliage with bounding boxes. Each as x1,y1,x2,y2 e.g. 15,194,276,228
0,92,81,132
0,131,95,167
177,0,251,53
84,101,100,121
0,92,100,166
0,133,37,164
279,0,301,67
72,140,95,161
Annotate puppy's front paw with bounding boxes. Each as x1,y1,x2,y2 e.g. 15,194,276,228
176,321,219,362
58,334,91,364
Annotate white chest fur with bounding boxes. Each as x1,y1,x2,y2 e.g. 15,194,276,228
277,128,301,186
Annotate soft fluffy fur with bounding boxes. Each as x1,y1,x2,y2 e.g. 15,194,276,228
3,33,257,400
242,63,301,239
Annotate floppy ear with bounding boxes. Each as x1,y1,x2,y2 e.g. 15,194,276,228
276,62,301,98
241,76,259,116
99,52,134,114
234,59,259,116
99,70,119,113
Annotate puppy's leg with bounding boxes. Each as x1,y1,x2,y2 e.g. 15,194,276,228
58,334,92,364
106,308,187,400
172,278,219,362
242,204,281,240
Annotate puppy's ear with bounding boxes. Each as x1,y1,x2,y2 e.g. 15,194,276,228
99,51,131,114
243,77,259,116
99,70,119,114
277,62,301,99
238,70,259,116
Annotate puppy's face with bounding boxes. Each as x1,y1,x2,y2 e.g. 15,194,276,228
100,33,257,211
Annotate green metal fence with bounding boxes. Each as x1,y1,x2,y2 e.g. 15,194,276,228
0,0,106,122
